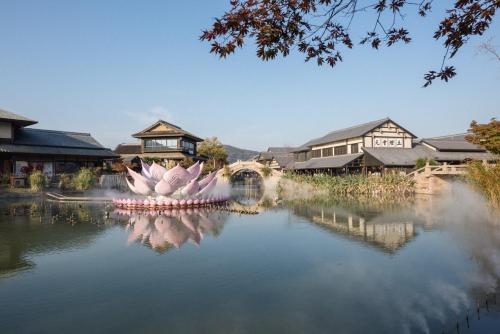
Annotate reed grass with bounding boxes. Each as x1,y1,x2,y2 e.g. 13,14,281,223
72,168,97,191
466,161,500,208
281,172,414,196
28,171,47,192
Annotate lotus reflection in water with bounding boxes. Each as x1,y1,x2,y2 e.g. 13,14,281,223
113,160,229,209
114,208,227,250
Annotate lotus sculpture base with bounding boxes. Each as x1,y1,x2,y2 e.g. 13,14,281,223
113,196,230,209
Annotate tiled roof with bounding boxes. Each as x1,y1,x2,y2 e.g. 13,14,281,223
421,133,486,152
14,128,104,149
294,153,363,170
0,144,117,158
267,147,296,153
0,128,117,158
307,118,392,146
132,120,203,141
362,146,432,166
363,145,496,166
0,108,37,126
114,143,142,155
293,118,417,150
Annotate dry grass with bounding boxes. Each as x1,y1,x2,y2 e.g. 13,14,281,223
466,161,500,208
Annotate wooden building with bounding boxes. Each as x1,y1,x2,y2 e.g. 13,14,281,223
255,147,295,171
0,108,118,178
291,118,496,174
114,120,207,166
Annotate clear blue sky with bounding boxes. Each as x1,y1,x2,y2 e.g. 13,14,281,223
0,0,498,151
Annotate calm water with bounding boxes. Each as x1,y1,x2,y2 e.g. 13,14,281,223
1,186,499,334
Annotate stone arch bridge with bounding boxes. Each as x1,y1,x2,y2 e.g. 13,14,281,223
217,160,283,180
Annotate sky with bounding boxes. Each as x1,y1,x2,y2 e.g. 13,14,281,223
0,0,498,151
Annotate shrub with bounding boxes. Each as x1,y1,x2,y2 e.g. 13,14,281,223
28,170,47,192
72,168,97,191
180,157,195,169
222,165,232,178
415,158,438,169
260,165,272,178
0,173,10,185
58,173,73,190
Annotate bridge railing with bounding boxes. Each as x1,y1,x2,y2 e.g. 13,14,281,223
407,163,468,178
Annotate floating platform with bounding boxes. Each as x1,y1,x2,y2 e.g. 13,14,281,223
112,196,230,209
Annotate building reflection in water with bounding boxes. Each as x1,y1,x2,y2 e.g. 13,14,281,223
0,200,108,277
113,208,230,252
290,203,416,253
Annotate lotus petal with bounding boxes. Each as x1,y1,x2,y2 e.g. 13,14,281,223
127,167,155,188
126,178,152,196
198,171,216,189
197,177,217,197
150,162,168,181
141,160,153,179
187,161,203,181
162,164,191,189
181,179,200,197
187,161,199,174
162,219,190,248
154,179,177,196
180,213,198,233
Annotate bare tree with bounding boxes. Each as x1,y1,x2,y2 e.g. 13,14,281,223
477,37,500,61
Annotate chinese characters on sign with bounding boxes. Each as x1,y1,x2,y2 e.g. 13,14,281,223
374,138,403,148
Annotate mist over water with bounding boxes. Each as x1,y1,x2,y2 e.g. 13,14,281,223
0,181,499,333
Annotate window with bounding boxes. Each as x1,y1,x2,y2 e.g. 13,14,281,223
294,152,305,162
334,145,347,156
322,147,333,157
144,138,178,149
312,149,322,158
182,141,195,154
351,143,359,154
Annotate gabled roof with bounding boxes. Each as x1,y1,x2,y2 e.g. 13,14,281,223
421,133,486,152
303,117,417,148
0,128,117,158
0,108,38,127
132,120,203,142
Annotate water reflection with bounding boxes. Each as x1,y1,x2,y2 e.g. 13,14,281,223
290,202,415,252
230,181,263,205
0,184,499,333
0,200,108,277
112,208,229,252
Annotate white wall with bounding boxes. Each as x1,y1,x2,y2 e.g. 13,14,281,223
364,121,414,148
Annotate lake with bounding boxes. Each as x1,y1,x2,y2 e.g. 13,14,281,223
1,184,499,333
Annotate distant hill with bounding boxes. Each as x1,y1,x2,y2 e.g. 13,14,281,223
224,145,259,163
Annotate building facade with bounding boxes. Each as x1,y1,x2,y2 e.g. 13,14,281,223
114,120,206,166
0,108,117,179
255,147,295,171
290,118,496,174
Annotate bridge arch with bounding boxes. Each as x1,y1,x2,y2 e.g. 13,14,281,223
217,160,283,179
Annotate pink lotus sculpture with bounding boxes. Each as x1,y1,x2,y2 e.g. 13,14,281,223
114,160,228,209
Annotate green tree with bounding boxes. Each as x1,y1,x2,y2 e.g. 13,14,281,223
465,118,500,155
198,137,228,169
